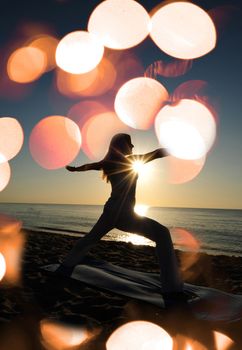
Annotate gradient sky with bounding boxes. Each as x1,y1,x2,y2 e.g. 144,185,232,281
0,0,242,209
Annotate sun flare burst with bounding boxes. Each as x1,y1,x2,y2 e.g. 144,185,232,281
132,160,145,174
131,158,154,184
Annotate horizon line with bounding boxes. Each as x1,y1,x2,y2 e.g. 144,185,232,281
0,201,241,211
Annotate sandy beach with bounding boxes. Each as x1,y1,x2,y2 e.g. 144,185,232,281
0,229,242,349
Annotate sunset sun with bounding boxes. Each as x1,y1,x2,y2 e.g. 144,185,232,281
132,160,145,174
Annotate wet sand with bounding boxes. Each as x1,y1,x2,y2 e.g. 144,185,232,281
0,229,242,349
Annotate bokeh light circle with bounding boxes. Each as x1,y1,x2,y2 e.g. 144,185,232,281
56,67,98,98
55,31,104,74
0,213,22,234
171,227,200,251
40,320,90,349
29,116,82,169
0,117,24,162
171,80,219,124
0,253,6,281
28,34,59,72
150,2,216,59
106,321,173,350
7,46,47,83
144,59,193,79
68,100,109,128
0,214,24,284
164,155,206,184
158,120,206,159
88,0,150,49
115,77,169,129
78,57,116,96
213,331,234,350
155,99,216,159
82,111,129,159
172,80,208,102
56,57,116,98
0,160,11,192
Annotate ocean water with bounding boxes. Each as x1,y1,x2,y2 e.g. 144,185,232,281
0,203,241,257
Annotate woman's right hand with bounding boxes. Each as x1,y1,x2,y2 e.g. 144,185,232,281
66,165,76,172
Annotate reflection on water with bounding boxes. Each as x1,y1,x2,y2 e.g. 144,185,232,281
125,233,152,246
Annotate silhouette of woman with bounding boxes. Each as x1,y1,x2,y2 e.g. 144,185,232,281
58,133,184,300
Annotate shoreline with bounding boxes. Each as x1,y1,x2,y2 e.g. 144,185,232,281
24,227,242,259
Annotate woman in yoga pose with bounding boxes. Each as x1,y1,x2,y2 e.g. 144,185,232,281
58,133,185,302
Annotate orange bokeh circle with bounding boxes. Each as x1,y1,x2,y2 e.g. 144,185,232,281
29,116,82,169
7,46,47,83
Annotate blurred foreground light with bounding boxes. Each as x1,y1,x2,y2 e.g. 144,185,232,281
0,214,24,284
82,111,129,159
88,0,150,49
29,116,82,169
145,59,193,79
170,227,200,251
68,100,109,128
0,213,22,234
213,331,234,350
172,80,209,102
68,100,109,156
7,46,47,83
115,77,168,129
56,31,104,74
28,34,59,71
56,67,97,98
185,340,208,350
56,57,116,98
106,321,173,350
168,227,201,279
157,119,205,159
155,99,216,160
171,80,219,124
0,252,6,281
163,155,206,184
174,334,208,350
0,117,24,162
40,319,90,350
150,2,216,59
78,56,116,96
0,160,11,191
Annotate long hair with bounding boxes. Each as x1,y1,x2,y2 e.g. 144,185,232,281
102,133,132,182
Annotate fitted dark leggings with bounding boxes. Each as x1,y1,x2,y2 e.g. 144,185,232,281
62,209,183,293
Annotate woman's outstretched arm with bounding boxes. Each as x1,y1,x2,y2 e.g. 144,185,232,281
66,161,103,172
127,148,169,164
